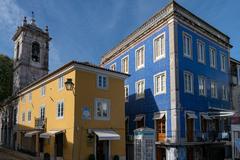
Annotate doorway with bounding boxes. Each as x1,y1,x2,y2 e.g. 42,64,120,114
156,147,166,160
55,133,63,157
96,138,109,160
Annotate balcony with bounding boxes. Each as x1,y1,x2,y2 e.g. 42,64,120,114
187,131,231,144
35,118,47,129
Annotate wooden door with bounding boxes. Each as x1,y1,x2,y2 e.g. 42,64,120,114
187,118,194,142
201,118,207,133
156,116,166,142
156,147,166,160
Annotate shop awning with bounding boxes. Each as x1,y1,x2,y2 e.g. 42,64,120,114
93,129,120,141
40,129,65,139
201,114,211,120
187,112,197,119
153,112,165,120
134,115,144,121
24,130,41,138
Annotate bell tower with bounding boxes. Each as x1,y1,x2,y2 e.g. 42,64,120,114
12,13,51,94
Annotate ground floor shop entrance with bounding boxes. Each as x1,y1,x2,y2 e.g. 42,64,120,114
96,139,109,160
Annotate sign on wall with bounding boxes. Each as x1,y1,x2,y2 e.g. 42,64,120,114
82,106,91,120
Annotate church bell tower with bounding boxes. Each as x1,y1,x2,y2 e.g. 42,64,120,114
12,13,51,94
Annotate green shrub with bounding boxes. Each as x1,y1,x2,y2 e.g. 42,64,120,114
113,155,119,160
89,154,95,160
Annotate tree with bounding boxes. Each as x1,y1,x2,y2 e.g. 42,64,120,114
0,54,13,102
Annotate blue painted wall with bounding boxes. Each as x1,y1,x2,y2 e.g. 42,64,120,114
104,24,173,137
176,22,230,137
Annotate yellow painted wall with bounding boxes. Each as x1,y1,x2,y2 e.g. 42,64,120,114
17,70,76,160
73,70,126,160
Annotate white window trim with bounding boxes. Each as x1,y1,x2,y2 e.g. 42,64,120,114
22,111,25,123
209,47,217,69
135,79,145,99
121,55,129,74
222,85,228,101
97,74,109,90
94,98,111,121
135,45,145,71
154,110,167,142
184,111,196,141
220,54,227,72
153,32,166,62
211,80,218,99
27,110,32,123
21,95,26,104
183,32,193,60
124,85,129,102
184,71,194,94
41,86,46,96
40,105,46,119
198,76,206,96
199,112,209,132
56,100,64,119
58,76,64,91
197,39,206,64
110,63,116,71
153,71,167,96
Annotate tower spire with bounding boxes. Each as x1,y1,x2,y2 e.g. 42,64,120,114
31,11,36,26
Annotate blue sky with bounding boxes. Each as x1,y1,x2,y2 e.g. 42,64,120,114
0,0,239,71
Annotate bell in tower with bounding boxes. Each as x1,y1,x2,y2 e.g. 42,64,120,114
12,13,51,95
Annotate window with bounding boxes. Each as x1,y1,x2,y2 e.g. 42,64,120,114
183,32,192,59
95,98,110,120
221,54,227,72
40,106,45,119
135,46,145,70
97,75,108,89
184,71,193,94
29,92,32,102
110,63,116,71
13,109,17,125
154,72,166,95
124,85,129,102
153,33,165,61
58,76,64,90
222,85,228,101
136,79,145,99
211,81,218,98
121,55,129,74
156,114,166,142
28,111,31,122
198,76,206,96
16,42,20,61
197,40,205,64
41,86,46,96
210,47,217,68
57,101,64,119
32,41,40,62
22,112,25,122
21,95,26,103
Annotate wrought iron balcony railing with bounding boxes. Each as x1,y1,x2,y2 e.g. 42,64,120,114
35,118,47,129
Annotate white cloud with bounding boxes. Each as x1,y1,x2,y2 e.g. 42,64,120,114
49,44,62,71
0,0,25,33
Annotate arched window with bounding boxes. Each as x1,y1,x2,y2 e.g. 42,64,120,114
16,42,20,61
32,41,40,62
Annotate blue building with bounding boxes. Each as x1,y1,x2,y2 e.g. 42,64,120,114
101,2,232,160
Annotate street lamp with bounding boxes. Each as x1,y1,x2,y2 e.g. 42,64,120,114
65,78,74,91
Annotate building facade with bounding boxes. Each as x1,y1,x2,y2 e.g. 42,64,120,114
1,16,51,150
101,2,232,160
16,61,128,160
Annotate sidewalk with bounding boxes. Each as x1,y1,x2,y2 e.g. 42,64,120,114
0,146,36,160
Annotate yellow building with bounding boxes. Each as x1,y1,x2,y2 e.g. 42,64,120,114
16,61,129,160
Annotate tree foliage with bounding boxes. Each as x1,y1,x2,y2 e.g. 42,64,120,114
0,54,13,102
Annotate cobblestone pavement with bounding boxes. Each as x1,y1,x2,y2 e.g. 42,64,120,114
0,149,22,160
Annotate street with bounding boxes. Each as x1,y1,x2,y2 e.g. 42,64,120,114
0,149,21,160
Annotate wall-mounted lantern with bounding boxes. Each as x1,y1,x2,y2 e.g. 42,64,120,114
65,78,74,91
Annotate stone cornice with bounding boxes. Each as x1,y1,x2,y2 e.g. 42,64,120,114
101,1,232,65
